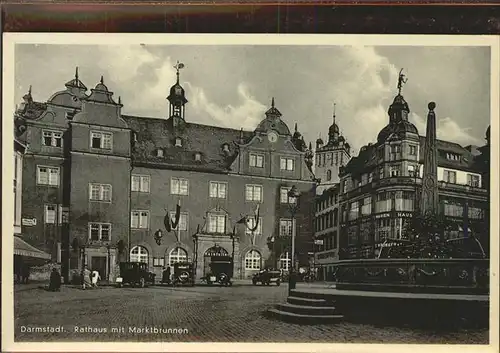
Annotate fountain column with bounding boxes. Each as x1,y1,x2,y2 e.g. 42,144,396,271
420,102,439,216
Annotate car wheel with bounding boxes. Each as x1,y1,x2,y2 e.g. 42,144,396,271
140,277,145,288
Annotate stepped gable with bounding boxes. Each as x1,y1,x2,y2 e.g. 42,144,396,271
123,115,255,172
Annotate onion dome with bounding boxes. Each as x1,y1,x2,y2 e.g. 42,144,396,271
94,76,108,92
377,120,419,143
86,76,118,105
167,61,188,105
254,98,291,136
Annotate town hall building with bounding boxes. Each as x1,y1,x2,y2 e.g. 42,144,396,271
14,66,317,283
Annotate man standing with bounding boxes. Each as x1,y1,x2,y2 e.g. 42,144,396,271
91,269,101,288
82,266,92,290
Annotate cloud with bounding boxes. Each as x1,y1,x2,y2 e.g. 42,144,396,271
186,82,267,129
410,112,482,146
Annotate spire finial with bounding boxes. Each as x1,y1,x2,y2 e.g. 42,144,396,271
397,68,408,95
75,67,79,80
294,122,298,133
271,97,275,108
309,141,312,150
333,102,337,124
173,61,185,84
100,75,104,84
118,96,122,105
28,85,32,95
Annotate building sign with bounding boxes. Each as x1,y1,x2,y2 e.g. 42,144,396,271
396,211,413,218
22,218,37,226
314,239,324,245
375,213,391,219
204,246,229,257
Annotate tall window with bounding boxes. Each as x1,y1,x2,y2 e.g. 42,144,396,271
376,192,392,213
390,165,401,177
279,219,293,237
37,166,59,186
375,219,391,242
326,170,332,181
91,131,113,150
280,157,294,171
409,145,417,156
349,201,359,220
467,174,480,187
468,207,483,219
131,175,150,192
89,183,112,202
208,214,226,233
44,204,56,224
171,178,189,195
130,246,148,263
131,210,149,229
245,185,263,202
249,153,264,168
169,247,187,266
361,197,371,216
210,181,227,199
443,170,457,183
245,217,263,235
394,191,414,211
42,130,63,148
280,187,296,204
170,212,188,231
89,223,111,241
245,250,261,270
390,144,401,160
279,252,290,271
408,165,418,178
379,167,384,180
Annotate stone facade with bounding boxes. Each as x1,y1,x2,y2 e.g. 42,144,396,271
14,69,316,282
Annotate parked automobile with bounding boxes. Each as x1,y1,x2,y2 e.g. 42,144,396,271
203,258,233,286
116,262,156,288
172,262,195,286
252,268,281,286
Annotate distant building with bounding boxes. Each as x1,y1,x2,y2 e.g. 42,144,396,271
338,91,489,259
14,67,316,282
313,184,340,280
314,105,351,195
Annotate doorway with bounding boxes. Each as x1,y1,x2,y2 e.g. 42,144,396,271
203,245,230,276
90,256,107,282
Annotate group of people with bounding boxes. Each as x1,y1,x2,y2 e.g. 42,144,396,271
15,263,31,284
81,266,101,289
161,266,172,284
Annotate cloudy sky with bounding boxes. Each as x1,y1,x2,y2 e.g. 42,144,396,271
14,44,490,154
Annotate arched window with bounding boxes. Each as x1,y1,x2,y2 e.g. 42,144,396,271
130,246,148,263
244,250,261,270
279,252,291,271
326,170,332,181
169,247,187,266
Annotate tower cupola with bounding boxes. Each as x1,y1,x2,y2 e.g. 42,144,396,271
167,61,188,120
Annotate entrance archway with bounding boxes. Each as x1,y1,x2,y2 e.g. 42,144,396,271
203,245,230,276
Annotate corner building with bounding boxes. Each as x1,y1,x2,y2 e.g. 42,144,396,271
338,92,489,259
14,69,316,282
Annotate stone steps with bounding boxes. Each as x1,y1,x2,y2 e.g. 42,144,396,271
276,303,338,316
266,308,344,324
286,295,333,307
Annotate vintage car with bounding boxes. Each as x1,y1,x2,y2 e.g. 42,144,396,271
204,258,233,286
172,262,195,286
116,262,156,288
252,268,281,286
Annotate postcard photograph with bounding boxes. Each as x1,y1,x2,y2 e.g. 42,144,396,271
2,33,498,352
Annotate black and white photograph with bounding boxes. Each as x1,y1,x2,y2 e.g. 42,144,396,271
2,33,498,352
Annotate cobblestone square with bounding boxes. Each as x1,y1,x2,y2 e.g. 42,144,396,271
14,283,488,344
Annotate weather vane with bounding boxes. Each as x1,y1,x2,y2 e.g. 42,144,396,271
397,68,408,95
173,61,185,82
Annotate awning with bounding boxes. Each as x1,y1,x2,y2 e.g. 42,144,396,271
14,236,51,260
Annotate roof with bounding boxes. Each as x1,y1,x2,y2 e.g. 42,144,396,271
342,136,484,176
14,236,51,259
123,115,255,172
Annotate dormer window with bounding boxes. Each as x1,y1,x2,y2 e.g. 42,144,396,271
194,153,202,162
156,149,164,157
175,138,182,147
65,111,76,120
446,152,460,161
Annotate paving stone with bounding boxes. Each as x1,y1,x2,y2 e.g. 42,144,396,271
13,284,488,343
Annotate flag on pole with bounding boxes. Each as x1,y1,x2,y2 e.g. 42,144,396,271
164,211,171,232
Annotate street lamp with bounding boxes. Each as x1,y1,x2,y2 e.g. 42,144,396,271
287,185,300,292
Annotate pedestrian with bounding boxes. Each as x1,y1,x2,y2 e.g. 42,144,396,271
166,266,172,285
48,268,62,292
21,264,30,284
82,266,92,290
91,269,101,288
161,266,170,284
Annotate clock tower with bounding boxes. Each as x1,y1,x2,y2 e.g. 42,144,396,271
167,61,188,125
